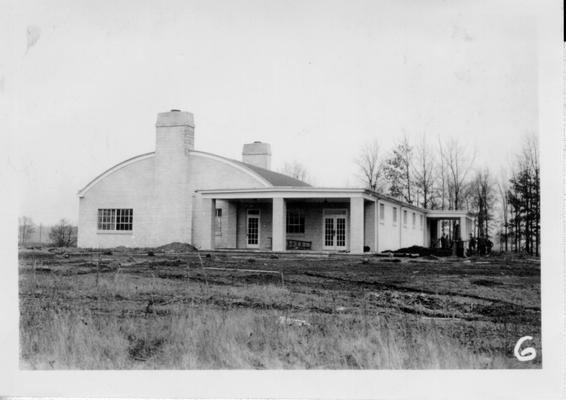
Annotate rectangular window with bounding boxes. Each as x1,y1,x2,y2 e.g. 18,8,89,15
286,210,305,234
412,212,416,228
392,207,397,224
97,209,133,231
379,203,385,222
403,210,408,226
215,208,222,236
420,215,423,229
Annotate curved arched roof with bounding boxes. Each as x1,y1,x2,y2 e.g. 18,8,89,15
77,150,310,196
194,150,310,188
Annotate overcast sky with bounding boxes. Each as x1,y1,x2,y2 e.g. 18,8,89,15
7,0,539,225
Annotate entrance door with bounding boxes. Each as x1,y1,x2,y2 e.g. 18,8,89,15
323,210,348,250
246,209,260,248
430,220,437,247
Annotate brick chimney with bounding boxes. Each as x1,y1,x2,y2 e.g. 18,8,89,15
242,141,272,170
153,109,194,244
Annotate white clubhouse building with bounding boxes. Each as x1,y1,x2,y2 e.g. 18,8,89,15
77,110,472,253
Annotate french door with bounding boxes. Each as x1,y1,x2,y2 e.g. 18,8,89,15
323,210,347,250
247,209,260,248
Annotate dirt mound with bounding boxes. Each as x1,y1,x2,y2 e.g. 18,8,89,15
155,242,198,253
393,246,432,256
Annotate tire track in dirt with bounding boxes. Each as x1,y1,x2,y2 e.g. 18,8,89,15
301,271,540,312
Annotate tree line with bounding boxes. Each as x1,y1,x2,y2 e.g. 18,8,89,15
497,136,540,255
354,134,539,255
18,218,77,247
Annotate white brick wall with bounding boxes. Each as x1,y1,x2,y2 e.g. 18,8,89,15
78,151,269,249
284,202,349,251
77,156,156,248
235,202,273,250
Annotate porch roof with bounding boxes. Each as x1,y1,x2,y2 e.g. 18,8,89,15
197,187,434,213
196,187,375,200
426,210,474,220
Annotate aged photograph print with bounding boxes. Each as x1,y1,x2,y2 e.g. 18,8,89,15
15,0,543,370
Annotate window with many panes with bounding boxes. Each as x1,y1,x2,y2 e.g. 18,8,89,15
97,209,133,231
286,210,305,234
215,208,222,236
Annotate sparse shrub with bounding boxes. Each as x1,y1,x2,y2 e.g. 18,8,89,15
49,219,77,247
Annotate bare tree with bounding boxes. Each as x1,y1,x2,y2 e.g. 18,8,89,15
470,168,495,239
437,137,448,210
49,219,76,247
281,161,310,183
439,138,476,210
497,174,510,252
18,216,36,246
355,140,385,192
412,135,436,209
383,136,413,203
523,134,540,255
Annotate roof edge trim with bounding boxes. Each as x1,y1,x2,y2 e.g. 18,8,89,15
77,150,274,198
190,151,272,187
77,152,155,197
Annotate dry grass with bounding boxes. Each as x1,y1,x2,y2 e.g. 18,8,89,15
19,250,541,369
21,301,515,369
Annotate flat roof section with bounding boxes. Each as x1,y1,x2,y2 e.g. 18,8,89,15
426,210,474,219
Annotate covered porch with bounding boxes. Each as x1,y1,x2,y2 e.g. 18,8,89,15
425,210,475,250
195,188,376,254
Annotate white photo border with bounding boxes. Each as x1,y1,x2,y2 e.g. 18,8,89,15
0,0,563,399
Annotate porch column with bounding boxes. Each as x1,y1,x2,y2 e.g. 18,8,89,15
350,197,364,254
272,197,286,252
460,216,466,240
226,201,238,248
373,201,379,253
201,198,216,250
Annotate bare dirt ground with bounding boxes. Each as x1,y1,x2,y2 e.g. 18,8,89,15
19,247,541,369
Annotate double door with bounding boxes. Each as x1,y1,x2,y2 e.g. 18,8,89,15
323,212,347,250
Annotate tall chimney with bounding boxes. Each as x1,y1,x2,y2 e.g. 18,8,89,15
153,109,194,244
242,141,272,170
156,109,194,155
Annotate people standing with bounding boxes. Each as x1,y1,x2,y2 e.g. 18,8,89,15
468,234,476,255
440,234,448,249
478,236,486,256
486,239,493,255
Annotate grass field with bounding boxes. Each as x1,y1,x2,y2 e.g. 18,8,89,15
19,247,541,369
